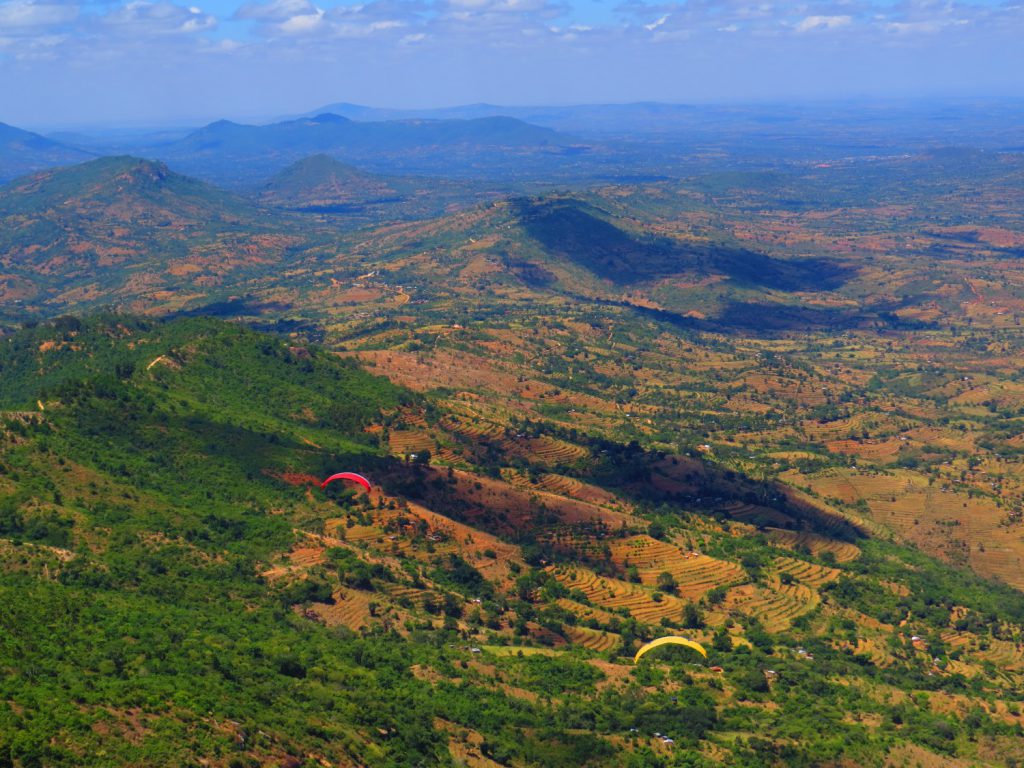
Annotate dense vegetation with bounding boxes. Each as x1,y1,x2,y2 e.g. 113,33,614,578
2,315,1024,767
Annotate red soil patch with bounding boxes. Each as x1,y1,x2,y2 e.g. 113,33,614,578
263,469,320,486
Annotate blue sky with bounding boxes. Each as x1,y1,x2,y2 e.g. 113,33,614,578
1,0,1022,127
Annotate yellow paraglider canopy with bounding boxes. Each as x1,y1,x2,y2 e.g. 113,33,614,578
633,636,708,664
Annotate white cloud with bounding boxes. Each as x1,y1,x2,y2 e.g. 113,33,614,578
644,13,666,30
234,0,316,21
99,1,217,34
0,1,77,27
180,15,209,29
883,18,968,34
204,36,242,50
278,8,323,33
795,14,851,33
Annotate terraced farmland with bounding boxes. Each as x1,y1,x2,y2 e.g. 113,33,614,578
439,414,507,441
549,566,687,624
383,582,430,606
975,638,1024,671
261,545,326,579
804,470,921,506
773,556,841,587
502,435,589,467
309,589,376,630
717,500,795,527
768,528,862,563
723,583,820,633
608,536,746,599
555,598,618,625
850,637,895,668
563,625,621,652
388,429,436,456
396,408,429,428
501,469,619,507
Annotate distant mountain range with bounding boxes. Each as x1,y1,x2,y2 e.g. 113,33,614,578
9,101,1020,192
0,113,587,188
299,100,1024,141
300,101,707,134
0,122,93,182
143,113,584,186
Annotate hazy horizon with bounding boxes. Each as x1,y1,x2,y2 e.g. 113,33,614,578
6,94,1024,136
2,0,1023,129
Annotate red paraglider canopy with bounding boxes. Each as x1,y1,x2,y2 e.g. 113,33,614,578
320,472,372,493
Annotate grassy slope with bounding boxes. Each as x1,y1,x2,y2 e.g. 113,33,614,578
2,316,1024,767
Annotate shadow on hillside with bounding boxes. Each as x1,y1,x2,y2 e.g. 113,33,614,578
373,428,865,549
582,446,866,542
170,296,293,318
709,300,876,334
167,297,326,341
512,197,853,291
602,298,878,338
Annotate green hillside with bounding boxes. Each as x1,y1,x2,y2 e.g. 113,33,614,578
3,315,1024,767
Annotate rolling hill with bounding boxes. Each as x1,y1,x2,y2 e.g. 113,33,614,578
5,109,1024,766
258,153,400,210
3,314,1024,766
5,149,1024,610
0,155,856,330
0,122,93,182
251,192,858,334
0,156,329,319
